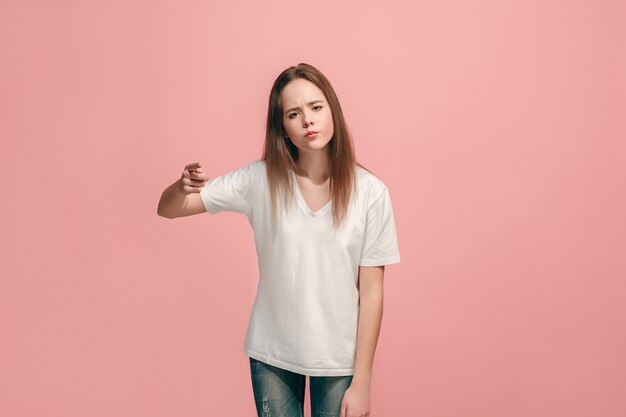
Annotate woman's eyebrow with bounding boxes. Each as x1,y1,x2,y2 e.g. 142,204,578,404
284,100,324,114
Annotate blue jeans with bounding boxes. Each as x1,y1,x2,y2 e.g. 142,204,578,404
249,357,354,417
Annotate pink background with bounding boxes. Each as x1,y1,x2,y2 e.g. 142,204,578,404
1,1,625,416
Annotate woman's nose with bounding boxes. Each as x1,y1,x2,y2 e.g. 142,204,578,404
302,111,314,126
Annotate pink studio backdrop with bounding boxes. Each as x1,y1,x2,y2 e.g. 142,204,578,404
1,1,625,416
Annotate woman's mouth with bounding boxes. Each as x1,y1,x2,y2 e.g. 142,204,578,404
305,131,318,138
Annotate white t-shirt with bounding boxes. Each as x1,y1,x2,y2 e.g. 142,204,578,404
200,159,401,376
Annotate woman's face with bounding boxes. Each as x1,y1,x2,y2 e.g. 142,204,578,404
281,79,334,154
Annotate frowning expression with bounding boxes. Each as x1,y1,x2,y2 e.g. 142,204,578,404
281,78,334,153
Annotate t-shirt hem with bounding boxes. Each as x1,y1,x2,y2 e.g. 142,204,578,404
359,255,401,267
244,348,355,377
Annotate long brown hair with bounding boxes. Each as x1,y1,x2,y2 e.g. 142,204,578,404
261,63,369,228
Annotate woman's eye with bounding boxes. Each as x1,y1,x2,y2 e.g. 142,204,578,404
288,106,322,119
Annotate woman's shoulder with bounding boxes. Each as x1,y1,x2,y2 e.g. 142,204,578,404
212,159,265,188
250,159,265,168
355,164,389,198
244,159,266,174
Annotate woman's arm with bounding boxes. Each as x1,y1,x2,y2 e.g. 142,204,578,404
157,178,206,218
353,265,385,386
157,162,209,218
340,265,384,417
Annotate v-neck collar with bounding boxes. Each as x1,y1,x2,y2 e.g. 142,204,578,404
290,169,332,218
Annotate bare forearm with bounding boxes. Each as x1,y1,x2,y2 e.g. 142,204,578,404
352,291,383,387
157,178,187,218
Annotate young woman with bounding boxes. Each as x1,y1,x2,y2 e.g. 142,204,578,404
157,63,401,417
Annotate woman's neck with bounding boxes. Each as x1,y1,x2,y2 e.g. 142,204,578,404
295,151,329,182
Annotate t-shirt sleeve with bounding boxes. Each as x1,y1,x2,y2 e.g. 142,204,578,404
199,160,260,216
359,186,401,267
